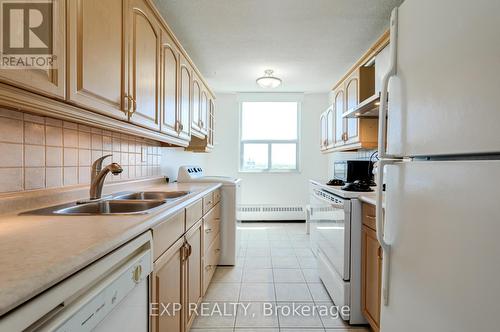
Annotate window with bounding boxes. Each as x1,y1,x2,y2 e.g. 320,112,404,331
240,101,299,172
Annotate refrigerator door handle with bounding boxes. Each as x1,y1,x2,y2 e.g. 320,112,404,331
378,7,398,159
376,158,399,306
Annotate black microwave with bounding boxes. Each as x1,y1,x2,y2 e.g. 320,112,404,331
333,160,373,183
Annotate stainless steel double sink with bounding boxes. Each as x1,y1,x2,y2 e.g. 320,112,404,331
29,191,191,215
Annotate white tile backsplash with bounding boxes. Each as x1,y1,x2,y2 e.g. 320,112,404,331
0,108,162,193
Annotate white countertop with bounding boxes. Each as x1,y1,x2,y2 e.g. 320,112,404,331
0,181,222,317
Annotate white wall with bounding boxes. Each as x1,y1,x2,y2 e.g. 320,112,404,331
204,93,329,206
161,92,329,207
161,147,209,182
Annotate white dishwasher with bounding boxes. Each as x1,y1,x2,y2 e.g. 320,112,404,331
0,232,152,332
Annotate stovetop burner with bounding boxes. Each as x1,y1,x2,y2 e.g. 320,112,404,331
341,180,374,192
326,179,345,186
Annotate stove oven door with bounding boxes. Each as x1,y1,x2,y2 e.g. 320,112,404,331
309,189,351,281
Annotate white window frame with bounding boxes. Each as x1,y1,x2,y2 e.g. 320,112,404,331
238,93,303,173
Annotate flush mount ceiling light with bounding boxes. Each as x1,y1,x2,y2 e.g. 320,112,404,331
256,69,282,89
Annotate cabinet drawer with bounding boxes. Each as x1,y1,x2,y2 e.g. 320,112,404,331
203,205,221,252
213,189,221,205
152,209,185,261
203,192,215,214
186,199,203,230
203,233,221,294
362,203,377,231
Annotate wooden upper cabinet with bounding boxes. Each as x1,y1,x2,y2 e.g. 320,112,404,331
0,0,65,99
191,72,203,136
345,76,360,142
207,97,215,148
320,112,327,150
127,0,161,131
334,88,345,146
160,29,181,137
200,89,208,135
344,67,375,144
68,0,127,120
179,54,192,140
326,106,334,149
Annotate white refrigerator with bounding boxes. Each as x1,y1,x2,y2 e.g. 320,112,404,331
376,0,500,331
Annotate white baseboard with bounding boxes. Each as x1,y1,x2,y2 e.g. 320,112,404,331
238,205,305,221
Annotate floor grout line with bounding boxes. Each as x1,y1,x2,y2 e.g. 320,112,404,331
200,223,366,332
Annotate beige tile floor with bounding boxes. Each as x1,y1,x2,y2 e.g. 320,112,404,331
192,222,371,332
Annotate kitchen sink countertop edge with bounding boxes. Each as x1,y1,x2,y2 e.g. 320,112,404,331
0,181,222,317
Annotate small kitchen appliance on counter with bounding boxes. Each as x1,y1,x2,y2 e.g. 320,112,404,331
329,160,375,192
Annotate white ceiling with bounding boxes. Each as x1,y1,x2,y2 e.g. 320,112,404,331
153,0,403,93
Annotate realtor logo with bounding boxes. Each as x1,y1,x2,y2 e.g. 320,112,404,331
0,0,56,69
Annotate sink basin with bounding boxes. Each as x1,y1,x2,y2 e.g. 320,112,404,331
54,200,166,215
113,191,190,201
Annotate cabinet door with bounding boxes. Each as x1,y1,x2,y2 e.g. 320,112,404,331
345,77,360,142
207,97,215,148
200,89,208,135
185,221,203,330
334,89,345,146
320,113,327,150
160,30,180,137
0,0,65,99
361,225,382,332
153,237,185,332
326,107,334,148
127,0,161,131
179,54,192,140
191,73,201,133
68,0,127,120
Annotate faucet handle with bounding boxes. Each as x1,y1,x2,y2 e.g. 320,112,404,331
92,154,113,181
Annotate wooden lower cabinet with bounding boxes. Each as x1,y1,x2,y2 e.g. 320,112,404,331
152,192,221,332
361,203,382,332
153,237,185,332
185,220,203,330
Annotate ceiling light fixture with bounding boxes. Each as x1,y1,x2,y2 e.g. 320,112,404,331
256,69,282,89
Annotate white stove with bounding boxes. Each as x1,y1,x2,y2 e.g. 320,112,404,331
177,166,241,266
307,180,366,325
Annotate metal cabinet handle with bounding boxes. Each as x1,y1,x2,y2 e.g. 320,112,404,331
129,96,137,115
175,121,185,134
215,248,221,253
123,94,131,115
205,228,213,234
132,265,142,284
365,215,376,220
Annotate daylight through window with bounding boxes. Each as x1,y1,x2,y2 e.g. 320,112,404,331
240,101,299,171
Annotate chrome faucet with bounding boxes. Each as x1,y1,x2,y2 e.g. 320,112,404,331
89,154,123,200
